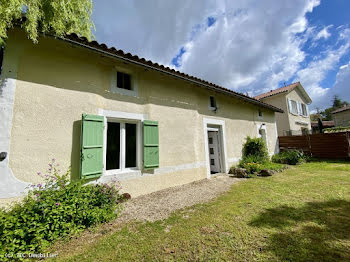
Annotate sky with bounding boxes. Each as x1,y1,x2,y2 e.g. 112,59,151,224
92,0,350,111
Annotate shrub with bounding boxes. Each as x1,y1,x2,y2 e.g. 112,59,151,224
236,137,271,175
238,158,285,175
324,126,350,133
272,150,305,165
229,166,255,178
0,160,122,260
242,137,269,163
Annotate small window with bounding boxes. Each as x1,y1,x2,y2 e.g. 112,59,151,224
0,46,4,77
210,96,216,108
116,71,132,90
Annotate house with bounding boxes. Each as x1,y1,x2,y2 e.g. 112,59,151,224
311,120,335,134
331,105,350,127
0,28,282,202
254,82,312,136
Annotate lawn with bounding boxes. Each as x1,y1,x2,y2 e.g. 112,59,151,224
51,161,350,261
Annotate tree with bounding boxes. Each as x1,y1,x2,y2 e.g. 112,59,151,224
333,95,342,108
0,0,94,45
319,95,349,121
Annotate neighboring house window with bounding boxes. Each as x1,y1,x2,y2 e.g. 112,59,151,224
0,46,4,77
288,99,309,116
116,71,132,90
258,109,263,119
106,121,137,171
301,103,308,116
288,99,298,115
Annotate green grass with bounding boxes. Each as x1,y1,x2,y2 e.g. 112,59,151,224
51,161,350,261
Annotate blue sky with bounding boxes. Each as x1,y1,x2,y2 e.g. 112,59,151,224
92,0,350,110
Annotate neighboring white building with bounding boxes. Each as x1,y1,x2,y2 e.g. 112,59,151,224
255,82,312,136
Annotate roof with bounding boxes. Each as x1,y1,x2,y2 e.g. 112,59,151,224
254,82,312,104
331,105,350,114
311,121,334,128
50,33,283,113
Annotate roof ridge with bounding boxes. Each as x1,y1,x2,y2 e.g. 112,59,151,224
254,82,302,100
331,104,350,114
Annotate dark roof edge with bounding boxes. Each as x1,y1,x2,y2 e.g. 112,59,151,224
331,106,350,114
53,35,283,113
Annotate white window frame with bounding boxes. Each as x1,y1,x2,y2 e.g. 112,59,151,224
99,109,146,177
288,99,298,115
105,119,139,174
301,103,308,117
110,66,139,97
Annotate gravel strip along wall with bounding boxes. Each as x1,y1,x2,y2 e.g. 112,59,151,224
117,175,242,222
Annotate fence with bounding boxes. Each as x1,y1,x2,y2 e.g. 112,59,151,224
278,132,350,159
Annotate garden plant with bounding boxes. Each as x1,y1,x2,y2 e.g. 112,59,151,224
0,159,122,260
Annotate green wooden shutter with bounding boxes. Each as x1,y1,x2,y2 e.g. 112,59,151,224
80,114,104,179
143,120,159,169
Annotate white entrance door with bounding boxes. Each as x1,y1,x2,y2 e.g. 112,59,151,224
208,131,221,173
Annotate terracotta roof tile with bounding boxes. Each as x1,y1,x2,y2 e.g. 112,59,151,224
254,82,300,100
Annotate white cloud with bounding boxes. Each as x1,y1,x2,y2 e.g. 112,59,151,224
321,61,350,107
296,40,350,109
339,64,349,70
178,0,319,94
92,0,320,83
92,1,218,66
91,0,350,110
314,25,332,40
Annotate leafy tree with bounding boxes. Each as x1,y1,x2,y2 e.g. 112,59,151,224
0,0,94,45
333,95,342,108
320,108,334,121
319,95,349,121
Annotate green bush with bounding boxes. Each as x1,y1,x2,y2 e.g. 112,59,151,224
0,160,122,260
324,126,350,133
236,137,272,174
238,158,285,174
272,150,305,165
242,137,269,163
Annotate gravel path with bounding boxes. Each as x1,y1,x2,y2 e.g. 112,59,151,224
52,175,243,255
117,175,242,222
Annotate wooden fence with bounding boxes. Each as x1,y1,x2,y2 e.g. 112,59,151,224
278,132,350,159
